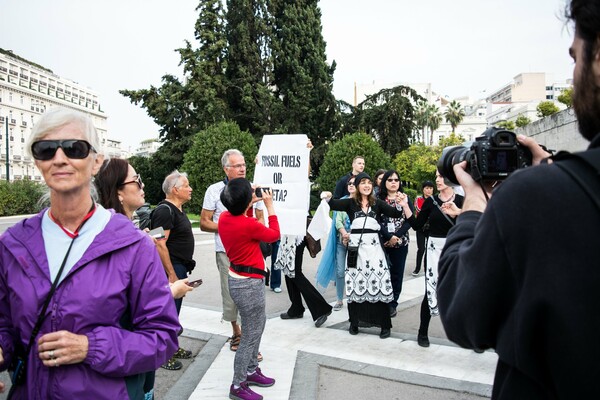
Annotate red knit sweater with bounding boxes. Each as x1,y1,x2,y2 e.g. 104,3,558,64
218,213,280,279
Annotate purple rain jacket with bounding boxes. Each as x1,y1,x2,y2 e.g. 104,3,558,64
0,209,180,399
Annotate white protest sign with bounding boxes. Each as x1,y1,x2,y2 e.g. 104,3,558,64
253,134,310,236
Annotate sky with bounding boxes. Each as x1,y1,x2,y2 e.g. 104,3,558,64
1,0,575,151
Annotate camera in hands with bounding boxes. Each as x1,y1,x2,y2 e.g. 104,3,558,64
254,187,270,197
437,127,532,186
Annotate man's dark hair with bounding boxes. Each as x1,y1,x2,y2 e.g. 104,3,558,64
566,0,600,65
378,169,404,200
220,178,252,216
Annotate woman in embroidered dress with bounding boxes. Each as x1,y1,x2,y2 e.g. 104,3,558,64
0,107,179,399
377,170,413,318
322,172,405,339
397,170,463,347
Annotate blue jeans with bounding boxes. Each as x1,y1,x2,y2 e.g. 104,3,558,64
270,240,281,289
335,240,347,301
172,262,188,315
386,246,409,310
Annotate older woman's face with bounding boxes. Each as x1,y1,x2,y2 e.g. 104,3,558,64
34,122,103,194
118,164,145,214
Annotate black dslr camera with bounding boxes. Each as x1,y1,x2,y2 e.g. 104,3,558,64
437,127,532,186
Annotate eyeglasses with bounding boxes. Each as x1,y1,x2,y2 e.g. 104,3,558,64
226,163,246,169
347,182,355,186
31,140,96,161
387,178,400,182
119,175,143,189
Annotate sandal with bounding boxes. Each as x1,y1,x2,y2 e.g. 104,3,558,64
257,352,263,362
173,347,193,359
229,334,241,352
161,356,183,371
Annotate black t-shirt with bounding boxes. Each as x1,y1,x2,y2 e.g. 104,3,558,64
408,194,464,238
151,201,194,263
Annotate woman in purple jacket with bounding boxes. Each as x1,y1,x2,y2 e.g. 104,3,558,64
0,107,180,399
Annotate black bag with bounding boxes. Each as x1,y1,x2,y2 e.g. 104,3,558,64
259,241,272,258
346,245,359,269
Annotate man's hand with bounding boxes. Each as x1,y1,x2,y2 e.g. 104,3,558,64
452,161,489,213
517,134,552,165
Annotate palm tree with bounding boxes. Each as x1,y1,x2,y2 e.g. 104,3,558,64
427,104,442,146
444,100,465,134
414,100,429,144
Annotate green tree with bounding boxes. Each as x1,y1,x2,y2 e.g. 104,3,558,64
270,0,338,149
444,100,465,134
316,133,391,193
515,115,531,128
226,0,278,139
349,85,423,157
497,120,516,130
438,132,465,148
536,100,560,118
120,1,229,174
427,104,442,146
557,87,573,108
393,144,437,191
181,121,258,211
128,155,161,205
0,179,45,216
413,100,429,144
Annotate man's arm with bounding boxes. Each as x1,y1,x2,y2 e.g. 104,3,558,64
255,208,265,225
155,231,178,283
200,209,218,233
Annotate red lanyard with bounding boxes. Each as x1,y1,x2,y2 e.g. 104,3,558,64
49,203,97,239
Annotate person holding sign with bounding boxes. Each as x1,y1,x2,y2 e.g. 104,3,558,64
322,172,405,339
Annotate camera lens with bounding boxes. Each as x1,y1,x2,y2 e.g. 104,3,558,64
437,146,469,186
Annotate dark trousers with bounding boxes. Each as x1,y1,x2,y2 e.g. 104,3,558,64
419,295,431,336
386,245,409,310
285,242,332,320
270,240,282,289
173,262,188,315
415,231,427,273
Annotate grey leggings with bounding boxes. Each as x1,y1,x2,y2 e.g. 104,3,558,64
228,276,266,386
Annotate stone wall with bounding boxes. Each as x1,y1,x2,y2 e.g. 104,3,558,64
516,108,589,153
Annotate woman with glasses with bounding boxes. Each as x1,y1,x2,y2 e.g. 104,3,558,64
322,173,405,339
0,107,180,399
377,170,413,319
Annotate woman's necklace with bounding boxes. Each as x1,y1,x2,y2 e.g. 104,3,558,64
438,191,455,203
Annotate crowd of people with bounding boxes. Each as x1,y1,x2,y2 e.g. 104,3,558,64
0,2,597,397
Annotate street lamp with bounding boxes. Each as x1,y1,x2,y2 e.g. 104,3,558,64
4,116,8,182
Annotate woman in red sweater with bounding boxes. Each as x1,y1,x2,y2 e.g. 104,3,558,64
219,178,280,400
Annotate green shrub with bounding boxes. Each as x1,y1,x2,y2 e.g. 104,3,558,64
316,132,391,192
0,179,46,217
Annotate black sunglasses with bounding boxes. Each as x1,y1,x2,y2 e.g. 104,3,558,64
387,178,400,182
119,175,143,189
31,140,96,161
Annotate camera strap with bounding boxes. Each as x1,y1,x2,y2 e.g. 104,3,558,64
431,196,456,226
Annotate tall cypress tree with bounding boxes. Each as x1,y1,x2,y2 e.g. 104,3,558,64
225,0,278,139
270,0,338,148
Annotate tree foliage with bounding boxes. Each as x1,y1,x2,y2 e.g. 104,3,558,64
536,101,560,118
344,86,423,157
316,133,391,192
557,87,573,108
444,100,465,134
428,105,442,146
515,115,531,128
181,121,258,212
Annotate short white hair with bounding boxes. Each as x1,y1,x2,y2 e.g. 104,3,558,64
162,170,189,195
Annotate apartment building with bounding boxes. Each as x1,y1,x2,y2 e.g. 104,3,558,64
0,48,117,181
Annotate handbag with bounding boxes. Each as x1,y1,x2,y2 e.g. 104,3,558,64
346,210,368,269
259,241,272,258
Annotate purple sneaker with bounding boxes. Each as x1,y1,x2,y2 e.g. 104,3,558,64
246,367,276,387
229,382,263,400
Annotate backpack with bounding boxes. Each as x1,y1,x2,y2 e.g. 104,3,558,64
133,203,173,231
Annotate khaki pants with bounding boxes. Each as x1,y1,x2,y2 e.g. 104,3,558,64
216,252,240,322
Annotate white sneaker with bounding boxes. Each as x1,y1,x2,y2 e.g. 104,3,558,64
273,287,282,293
333,301,343,311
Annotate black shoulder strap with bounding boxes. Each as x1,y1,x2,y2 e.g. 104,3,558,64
553,149,600,212
430,196,455,226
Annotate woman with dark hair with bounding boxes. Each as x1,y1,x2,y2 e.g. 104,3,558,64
218,178,280,400
373,169,386,196
322,173,404,339
0,107,179,399
377,170,413,318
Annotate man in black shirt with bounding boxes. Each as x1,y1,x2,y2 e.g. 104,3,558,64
333,156,365,198
438,1,600,398
152,170,195,370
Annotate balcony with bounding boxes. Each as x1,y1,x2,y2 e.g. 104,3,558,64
13,155,21,160
9,119,16,125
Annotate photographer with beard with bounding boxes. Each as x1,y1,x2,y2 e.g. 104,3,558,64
437,1,600,398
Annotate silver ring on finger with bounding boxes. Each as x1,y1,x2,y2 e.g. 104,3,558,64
54,359,59,367
49,350,55,359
